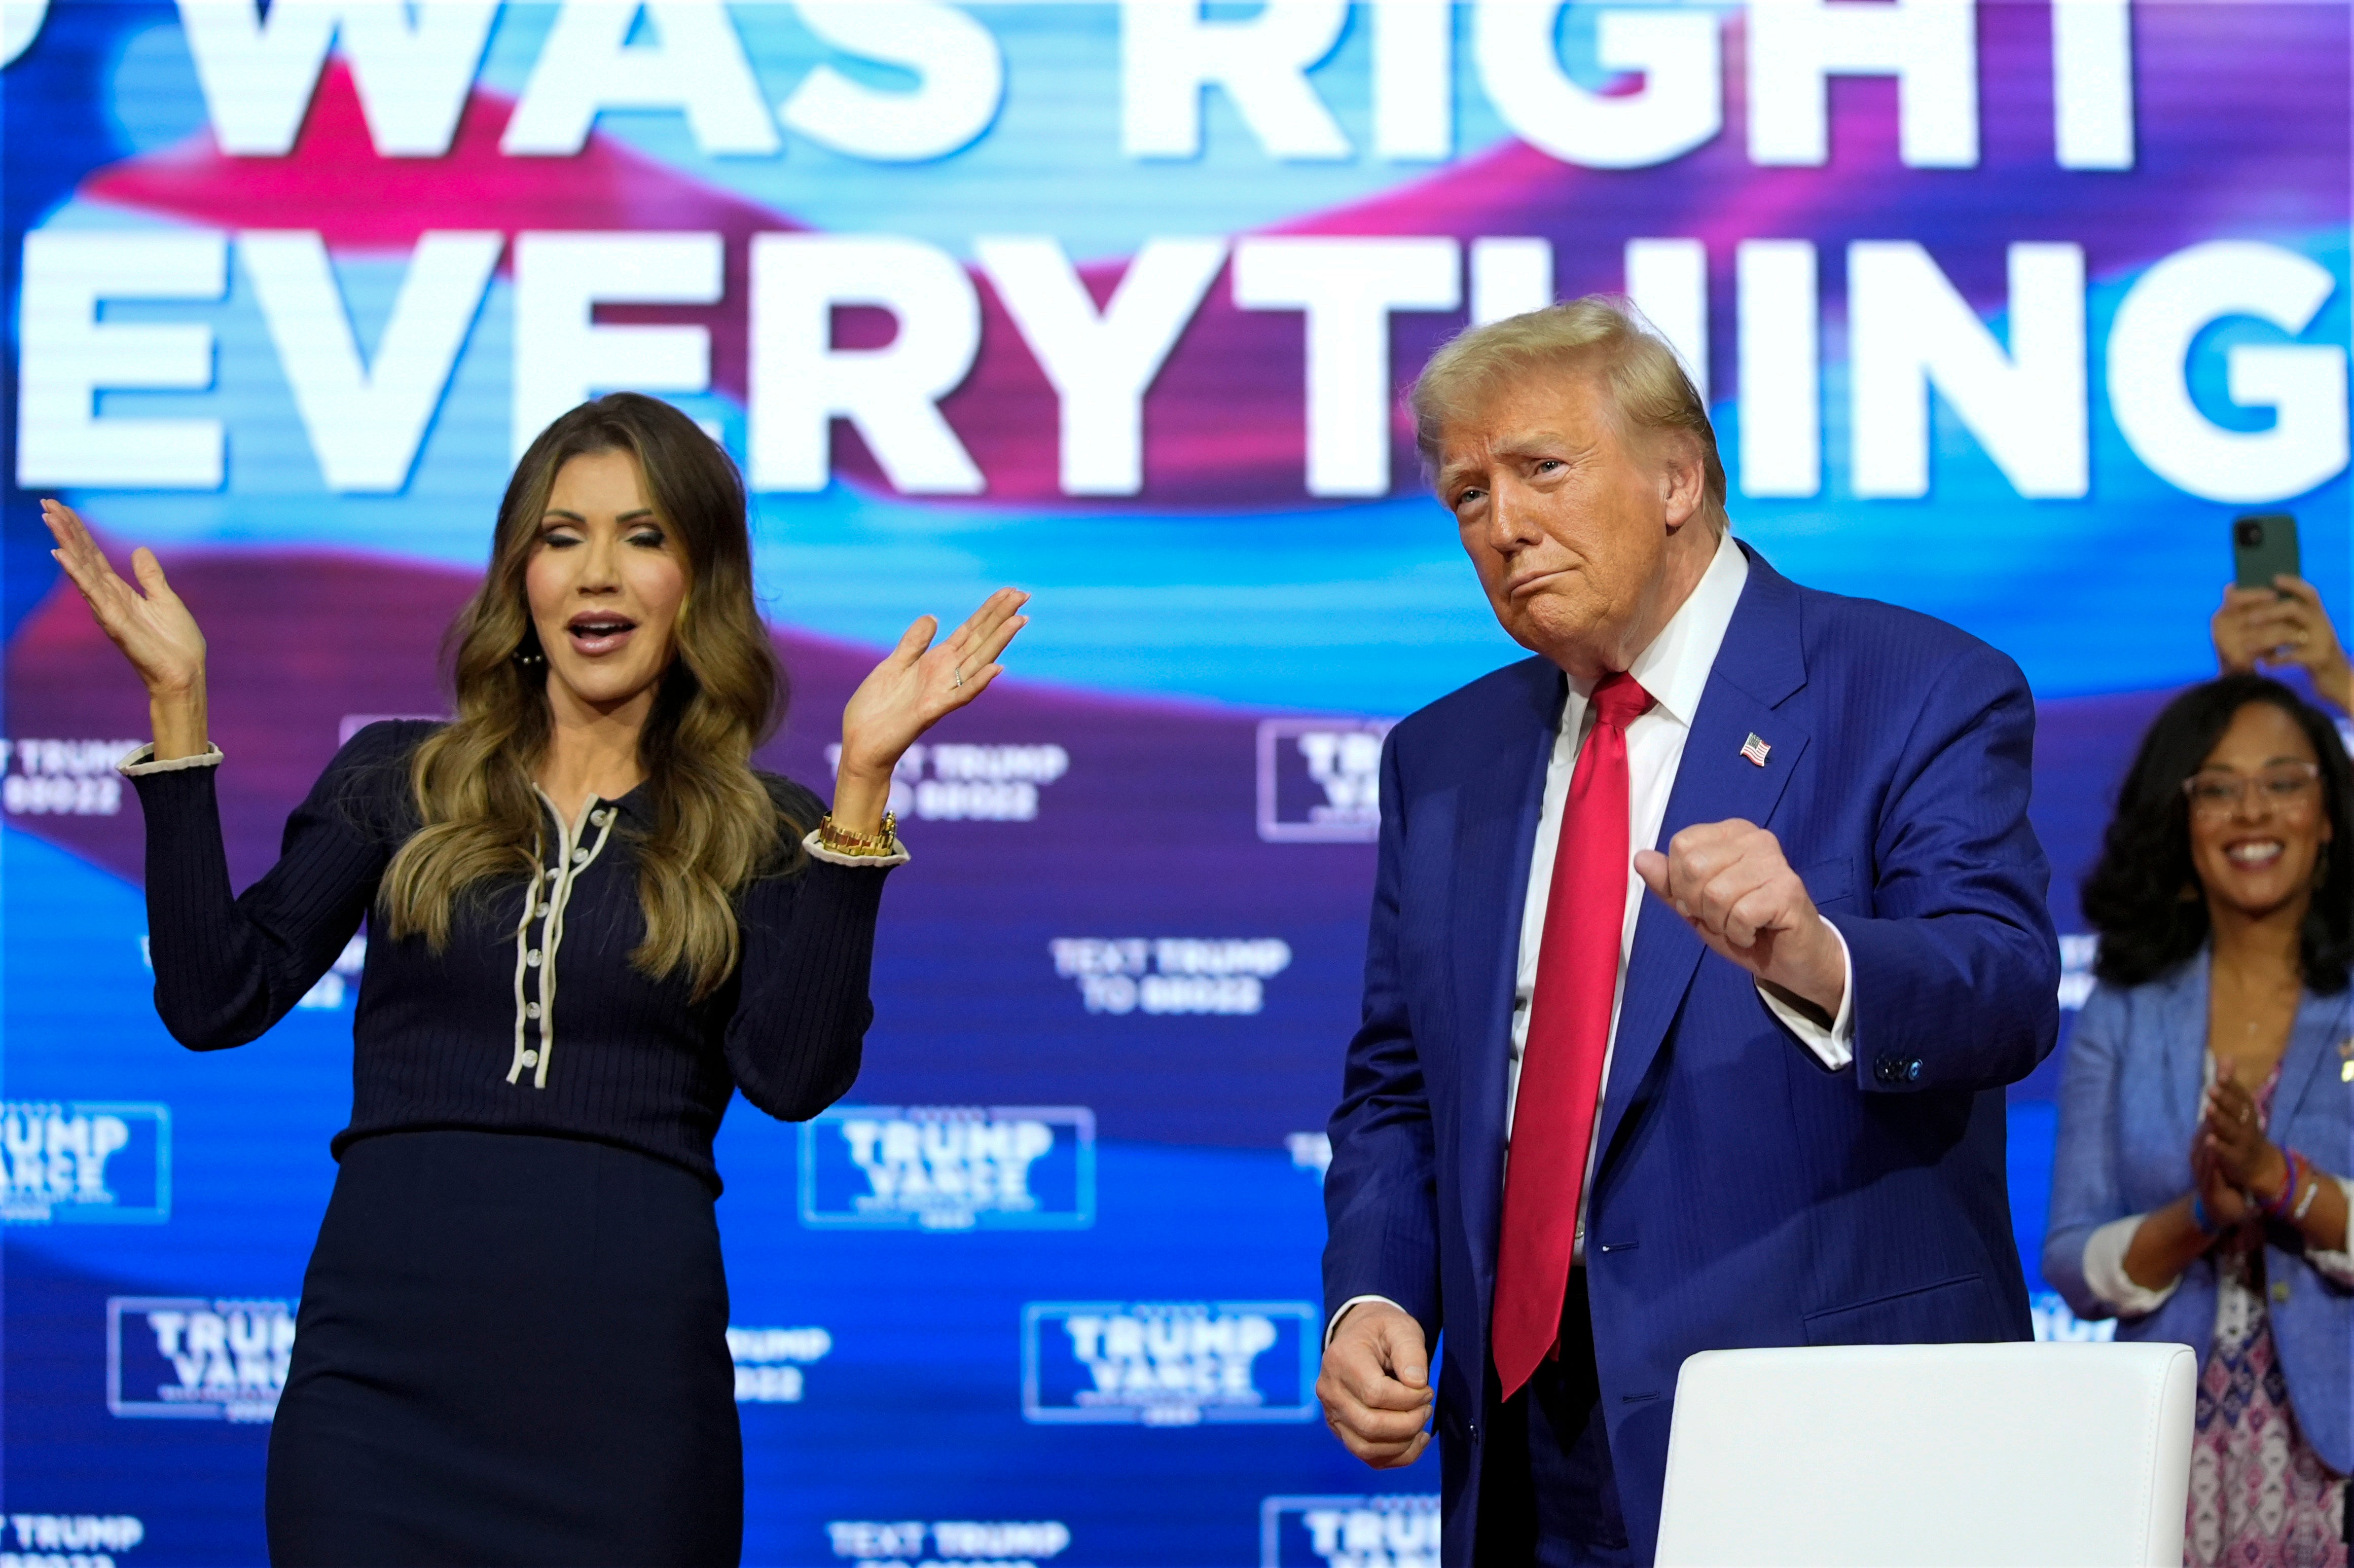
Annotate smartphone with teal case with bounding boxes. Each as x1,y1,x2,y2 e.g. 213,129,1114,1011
2233,514,2300,593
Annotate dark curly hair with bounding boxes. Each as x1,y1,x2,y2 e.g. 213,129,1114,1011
2081,675,2350,993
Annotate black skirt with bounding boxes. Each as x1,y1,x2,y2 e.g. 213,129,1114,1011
266,1131,741,1566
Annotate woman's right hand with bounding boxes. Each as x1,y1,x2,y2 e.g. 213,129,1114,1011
42,499,210,757
2124,1140,2249,1293
42,499,206,691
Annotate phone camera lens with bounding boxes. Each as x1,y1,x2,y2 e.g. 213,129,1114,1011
2237,522,2263,547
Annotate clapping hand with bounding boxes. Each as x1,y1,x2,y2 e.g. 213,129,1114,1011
2190,1138,2253,1233
2202,1061,2290,1199
831,589,1029,829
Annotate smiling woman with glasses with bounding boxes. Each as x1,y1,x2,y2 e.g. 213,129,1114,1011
2048,673,2353,1567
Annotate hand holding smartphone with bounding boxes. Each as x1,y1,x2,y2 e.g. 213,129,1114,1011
2214,512,2350,714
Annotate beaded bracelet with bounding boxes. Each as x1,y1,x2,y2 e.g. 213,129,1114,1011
2259,1148,2307,1222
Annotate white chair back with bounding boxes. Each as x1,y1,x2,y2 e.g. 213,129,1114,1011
1654,1340,2195,1566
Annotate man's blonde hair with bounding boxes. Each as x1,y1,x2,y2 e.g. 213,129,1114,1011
1410,295,1727,507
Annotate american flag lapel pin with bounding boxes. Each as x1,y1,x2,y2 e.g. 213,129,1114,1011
1740,733,1772,768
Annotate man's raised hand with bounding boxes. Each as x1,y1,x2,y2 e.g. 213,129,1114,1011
1634,819,1845,1020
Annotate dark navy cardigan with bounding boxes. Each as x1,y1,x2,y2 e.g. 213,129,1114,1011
128,720,888,1193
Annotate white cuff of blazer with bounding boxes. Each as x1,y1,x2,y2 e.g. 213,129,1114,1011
1325,926,1857,1347
118,743,224,775
2309,1180,2354,1285
2082,1215,2179,1318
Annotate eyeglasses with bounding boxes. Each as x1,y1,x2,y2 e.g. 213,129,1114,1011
2181,763,2323,817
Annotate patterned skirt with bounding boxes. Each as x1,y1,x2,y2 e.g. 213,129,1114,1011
2186,1249,2346,1568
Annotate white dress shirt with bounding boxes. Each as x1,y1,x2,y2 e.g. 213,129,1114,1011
1330,530,1856,1341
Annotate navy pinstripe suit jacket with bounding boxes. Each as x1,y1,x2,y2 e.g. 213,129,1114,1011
1323,544,2060,1564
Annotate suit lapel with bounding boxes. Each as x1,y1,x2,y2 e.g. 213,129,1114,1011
2167,955,2212,1129
2271,986,2352,1131
1593,550,1813,1169
1453,659,1562,1300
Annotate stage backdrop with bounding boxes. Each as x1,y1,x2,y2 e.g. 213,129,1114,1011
3,3,2348,1564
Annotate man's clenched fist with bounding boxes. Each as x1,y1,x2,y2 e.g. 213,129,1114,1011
1634,818,1845,1019
1315,1301,1434,1469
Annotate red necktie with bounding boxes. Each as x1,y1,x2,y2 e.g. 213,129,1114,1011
1492,670,1654,1401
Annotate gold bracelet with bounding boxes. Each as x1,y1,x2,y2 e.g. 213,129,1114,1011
818,811,901,857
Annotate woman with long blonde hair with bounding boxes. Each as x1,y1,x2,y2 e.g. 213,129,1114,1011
42,393,1026,1566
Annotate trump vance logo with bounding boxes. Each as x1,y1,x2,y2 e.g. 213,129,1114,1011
107,1298,295,1423
1260,1496,1440,1568
3,1103,169,1224
801,1107,1094,1231
1257,720,1393,843
1022,1302,1318,1426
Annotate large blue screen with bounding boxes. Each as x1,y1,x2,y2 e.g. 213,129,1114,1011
4,4,2347,1564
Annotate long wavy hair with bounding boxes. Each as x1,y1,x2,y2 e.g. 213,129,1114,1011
379,394,796,999
2081,674,2350,993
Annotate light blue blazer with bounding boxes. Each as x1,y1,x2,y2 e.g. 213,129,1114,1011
2044,955,2353,1474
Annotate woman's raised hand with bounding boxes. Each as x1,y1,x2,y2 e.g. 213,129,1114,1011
2212,575,2352,714
42,499,206,695
831,588,1029,830
41,498,209,758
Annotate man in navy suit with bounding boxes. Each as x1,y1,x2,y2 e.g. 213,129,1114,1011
1315,297,2060,1565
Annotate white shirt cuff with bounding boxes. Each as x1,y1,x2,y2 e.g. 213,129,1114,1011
1757,917,1855,1070
1327,1294,1405,1347
117,742,224,776
2083,1213,2180,1318
801,827,909,869
2305,1177,2354,1286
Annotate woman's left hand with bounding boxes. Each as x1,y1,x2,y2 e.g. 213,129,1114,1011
2202,1062,2290,1197
831,589,1029,827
